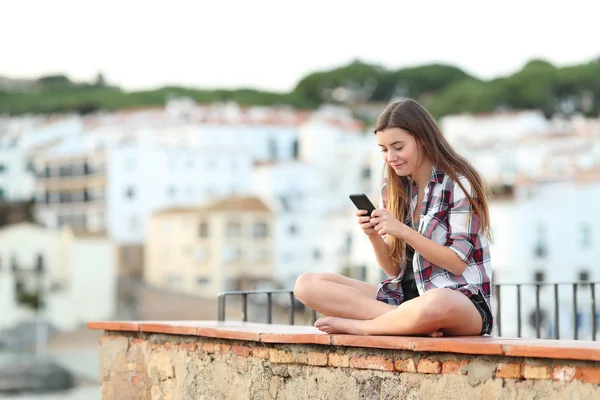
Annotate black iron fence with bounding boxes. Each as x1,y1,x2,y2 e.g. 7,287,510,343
218,282,600,341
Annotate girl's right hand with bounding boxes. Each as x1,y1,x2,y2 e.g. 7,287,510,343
356,210,377,236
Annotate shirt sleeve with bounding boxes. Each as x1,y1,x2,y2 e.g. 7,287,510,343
447,177,479,264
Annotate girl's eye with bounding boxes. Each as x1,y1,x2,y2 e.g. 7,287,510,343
394,147,404,151
380,148,388,153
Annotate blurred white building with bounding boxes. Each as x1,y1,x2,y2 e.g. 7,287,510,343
251,121,376,288
440,110,549,146
0,222,117,331
489,170,600,340
29,136,253,244
440,111,600,186
0,116,82,201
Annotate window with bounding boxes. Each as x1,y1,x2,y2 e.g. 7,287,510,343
125,186,135,199
344,234,352,254
534,223,547,258
279,196,291,212
36,254,45,273
288,224,297,235
222,246,241,263
268,138,278,159
313,249,322,261
292,140,299,159
581,224,591,249
361,166,371,179
579,270,590,282
198,221,209,238
358,265,368,281
226,221,242,238
0,163,6,173
253,222,268,238
533,270,545,283
186,159,194,169
168,186,176,197
166,274,182,286
196,277,210,285
0,187,5,201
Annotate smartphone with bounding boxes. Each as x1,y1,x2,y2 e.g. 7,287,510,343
349,193,376,217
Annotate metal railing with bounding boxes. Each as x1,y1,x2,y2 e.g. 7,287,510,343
494,282,598,340
217,282,600,340
217,289,318,325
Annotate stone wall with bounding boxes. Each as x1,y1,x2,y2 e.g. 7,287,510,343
98,332,600,400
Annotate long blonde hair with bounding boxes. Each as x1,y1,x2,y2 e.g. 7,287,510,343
375,99,492,266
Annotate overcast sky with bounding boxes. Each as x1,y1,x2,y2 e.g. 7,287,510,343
2,0,598,92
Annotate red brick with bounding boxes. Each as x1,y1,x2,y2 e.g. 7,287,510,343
294,353,308,364
349,356,394,371
201,343,216,353
307,352,328,366
574,367,600,385
202,343,231,354
130,337,145,346
523,364,551,380
553,366,576,383
131,376,138,386
252,347,270,360
184,343,197,352
270,349,294,364
232,345,251,357
328,353,349,368
417,359,441,374
217,344,232,353
442,360,469,375
495,363,523,379
395,359,416,373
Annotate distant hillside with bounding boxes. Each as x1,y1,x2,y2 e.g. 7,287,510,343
1,57,599,119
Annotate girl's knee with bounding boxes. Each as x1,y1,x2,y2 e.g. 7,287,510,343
419,289,458,323
293,273,323,302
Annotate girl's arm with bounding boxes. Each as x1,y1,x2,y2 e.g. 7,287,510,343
368,233,400,278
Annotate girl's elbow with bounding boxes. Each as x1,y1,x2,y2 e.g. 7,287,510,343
453,261,468,276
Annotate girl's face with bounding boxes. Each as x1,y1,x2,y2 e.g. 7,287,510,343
376,127,422,176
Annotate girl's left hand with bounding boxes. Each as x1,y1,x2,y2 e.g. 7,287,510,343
370,208,410,238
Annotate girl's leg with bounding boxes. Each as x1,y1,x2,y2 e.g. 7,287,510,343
293,273,396,320
315,288,482,336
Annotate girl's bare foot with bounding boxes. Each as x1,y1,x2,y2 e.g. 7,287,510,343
315,317,444,337
314,317,366,334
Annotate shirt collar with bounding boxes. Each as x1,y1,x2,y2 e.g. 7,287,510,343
431,165,445,184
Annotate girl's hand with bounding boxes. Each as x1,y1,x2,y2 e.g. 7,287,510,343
355,210,378,236
370,208,409,238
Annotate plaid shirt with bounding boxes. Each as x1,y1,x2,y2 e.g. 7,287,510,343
376,166,493,313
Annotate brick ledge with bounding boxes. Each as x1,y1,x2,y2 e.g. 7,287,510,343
87,320,600,362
